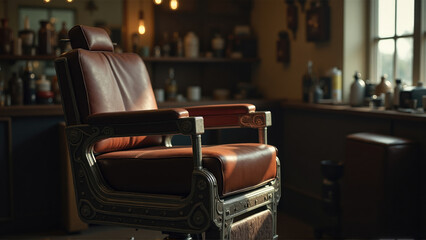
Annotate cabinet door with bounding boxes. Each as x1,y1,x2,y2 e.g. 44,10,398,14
0,118,12,222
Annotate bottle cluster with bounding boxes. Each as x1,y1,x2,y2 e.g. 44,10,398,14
0,17,71,56
0,61,60,106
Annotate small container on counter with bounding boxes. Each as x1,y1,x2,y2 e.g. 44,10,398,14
10,72,24,105
36,74,54,104
349,71,366,107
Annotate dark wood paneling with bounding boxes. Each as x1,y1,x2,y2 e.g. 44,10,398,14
0,116,64,234
0,118,13,222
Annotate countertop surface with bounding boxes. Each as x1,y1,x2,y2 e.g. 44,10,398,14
281,100,426,122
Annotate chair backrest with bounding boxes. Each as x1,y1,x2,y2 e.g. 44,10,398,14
55,25,162,153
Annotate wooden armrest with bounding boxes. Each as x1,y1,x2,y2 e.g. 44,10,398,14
86,108,189,124
185,104,256,116
184,104,271,129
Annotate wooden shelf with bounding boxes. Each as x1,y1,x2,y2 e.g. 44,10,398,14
142,57,259,63
0,104,63,117
0,54,57,61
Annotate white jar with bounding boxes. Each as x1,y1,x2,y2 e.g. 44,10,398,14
184,32,199,58
36,75,51,92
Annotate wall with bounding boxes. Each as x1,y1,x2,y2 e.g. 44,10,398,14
123,0,154,52
343,0,368,102
0,0,5,19
251,0,367,102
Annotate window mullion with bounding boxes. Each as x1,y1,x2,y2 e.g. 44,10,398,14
412,0,422,85
392,0,397,83
369,0,378,83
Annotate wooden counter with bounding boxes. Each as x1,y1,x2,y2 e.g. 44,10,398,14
279,100,426,238
281,100,426,122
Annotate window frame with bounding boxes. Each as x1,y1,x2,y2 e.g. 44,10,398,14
369,0,425,86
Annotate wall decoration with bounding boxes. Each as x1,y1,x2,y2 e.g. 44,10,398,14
306,0,330,42
277,31,290,64
297,0,307,12
286,2,298,39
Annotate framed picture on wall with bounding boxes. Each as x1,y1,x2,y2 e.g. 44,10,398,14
306,2,330,42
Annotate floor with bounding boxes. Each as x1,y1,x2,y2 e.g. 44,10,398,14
0,213,315,240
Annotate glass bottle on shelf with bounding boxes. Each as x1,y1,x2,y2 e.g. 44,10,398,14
36,74,53,104
22,61,37,105
393,79,402,109
10,72,23,105
0,18,13,55
212,33,225,58
49,18,58,55
165,68,177,101
57,22,71,53
309,78,323,103
184,32,199,58
331,67,342,103
170,32,183,57
161,32,171,57
38,20,52,55
302,61,314,103
0,65,4,106
19,16,35,55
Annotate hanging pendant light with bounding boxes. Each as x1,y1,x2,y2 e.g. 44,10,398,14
154,0,162,4
138,10,146,35
170,0,178,10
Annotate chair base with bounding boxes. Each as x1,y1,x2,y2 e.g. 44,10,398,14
230,209,274,240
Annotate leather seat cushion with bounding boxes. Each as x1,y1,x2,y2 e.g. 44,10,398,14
96,143,277,197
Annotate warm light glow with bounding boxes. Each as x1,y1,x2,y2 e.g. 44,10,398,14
138,20,146,35
67,0,73,2
43,0,50,3
170,0,178,10
154,0,162,4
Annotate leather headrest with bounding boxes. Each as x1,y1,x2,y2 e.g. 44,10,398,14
69,25,114,52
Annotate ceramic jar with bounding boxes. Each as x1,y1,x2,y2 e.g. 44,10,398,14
184,32,199,58
349,71,366,107
375,74,392,96
211,34,225,57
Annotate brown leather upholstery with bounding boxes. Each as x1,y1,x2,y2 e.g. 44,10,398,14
62,25,161,153
69,25,114,52
97,143,277,197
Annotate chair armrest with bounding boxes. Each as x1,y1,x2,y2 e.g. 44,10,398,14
86,108,189,124
185,104,271,129
185,104,256,116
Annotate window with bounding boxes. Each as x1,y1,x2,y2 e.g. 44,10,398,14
370,0,425,86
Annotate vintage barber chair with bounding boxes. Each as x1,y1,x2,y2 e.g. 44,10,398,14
54,25,280,240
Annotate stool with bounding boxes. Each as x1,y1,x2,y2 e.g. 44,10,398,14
342,132,418,238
